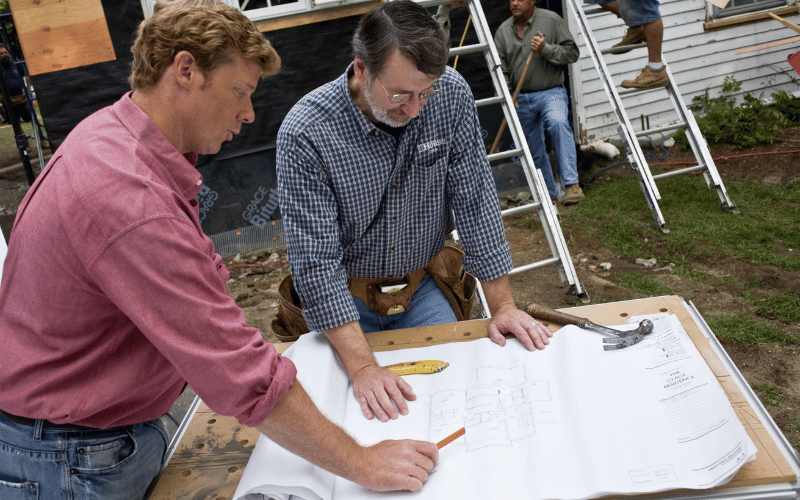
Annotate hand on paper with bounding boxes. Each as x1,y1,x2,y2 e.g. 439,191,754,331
352,364,416,422
488,304,552,351
357,439,439,492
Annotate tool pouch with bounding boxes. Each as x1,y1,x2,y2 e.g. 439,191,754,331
271,246,476,340
10,93,26,106
348,268,428,317
271,274,310,342
425,245,476,321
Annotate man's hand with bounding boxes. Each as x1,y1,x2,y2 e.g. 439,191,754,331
487,304,552,351
352,364,416,422
355,440,439,492
531,31,546,53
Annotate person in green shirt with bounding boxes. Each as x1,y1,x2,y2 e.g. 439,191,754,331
494,0,584,205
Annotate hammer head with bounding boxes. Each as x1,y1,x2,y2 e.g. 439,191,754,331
602,319,654,350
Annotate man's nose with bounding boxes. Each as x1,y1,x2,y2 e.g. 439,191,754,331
238,98,255,123
401,95,424,119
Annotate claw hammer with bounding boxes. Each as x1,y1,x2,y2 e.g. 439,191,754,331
524,303,654,350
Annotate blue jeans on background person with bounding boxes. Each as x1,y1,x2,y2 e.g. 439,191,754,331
354,274,458,333
515,86,579,200
0,411,168,500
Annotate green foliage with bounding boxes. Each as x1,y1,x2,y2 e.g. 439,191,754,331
571,174,800,272
706,314,795,345
674,77,793,149
750,382,785,407
758,294,800,323
615,273,672,296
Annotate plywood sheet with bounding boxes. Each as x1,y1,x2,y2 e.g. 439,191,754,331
149,296,798,498
10,0,116,75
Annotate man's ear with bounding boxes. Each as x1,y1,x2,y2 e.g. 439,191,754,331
173,50,202,89
353,56,368,83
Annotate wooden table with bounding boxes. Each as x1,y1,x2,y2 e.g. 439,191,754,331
148,295,800,500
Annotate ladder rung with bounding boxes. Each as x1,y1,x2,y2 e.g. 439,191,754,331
509,257,561,275
635,122,686,138
600,42,646,55
487,148,522,162
617,83,669,97
449,43,489,57
582,6,606,15
500,201,543,217
652,165,705,179
475,96,505,107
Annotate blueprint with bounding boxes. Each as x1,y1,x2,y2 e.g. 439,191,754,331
234,314,756,500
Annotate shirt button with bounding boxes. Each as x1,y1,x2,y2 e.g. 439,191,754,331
389,248,395,253
77,448,85,454
391,217,396,223
392,182,398,187
70,468,77,475
196,179,203,186
190,199,198,207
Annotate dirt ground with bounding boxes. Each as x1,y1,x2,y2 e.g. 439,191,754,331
1,125,798,457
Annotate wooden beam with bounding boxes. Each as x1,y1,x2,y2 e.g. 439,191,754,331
767,11,800,35
255,1,381,32
734,35,800,55
703,5,800,31
9,0,116,76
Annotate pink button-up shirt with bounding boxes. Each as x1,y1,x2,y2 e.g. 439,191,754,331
0,93,296,428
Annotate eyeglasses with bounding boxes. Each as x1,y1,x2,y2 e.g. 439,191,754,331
376,76,441,104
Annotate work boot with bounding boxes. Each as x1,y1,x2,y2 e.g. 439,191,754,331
612,26,645,54
621,65,669,89
562,184,584,206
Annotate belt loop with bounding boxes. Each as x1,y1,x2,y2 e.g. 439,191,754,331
33,419,44,441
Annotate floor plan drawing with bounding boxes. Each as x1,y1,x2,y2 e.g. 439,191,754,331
429,364,550,451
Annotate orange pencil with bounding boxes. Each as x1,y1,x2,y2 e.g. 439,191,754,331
436,427,465,449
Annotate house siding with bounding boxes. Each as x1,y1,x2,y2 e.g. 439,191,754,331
566,0,800,144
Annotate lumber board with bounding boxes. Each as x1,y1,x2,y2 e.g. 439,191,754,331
255,1,381,32
9,0,115,76
704,5,800,31
735,36,800,55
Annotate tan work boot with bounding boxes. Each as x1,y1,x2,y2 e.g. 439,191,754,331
612,26,645,54
562,184,584,206
621,65,669,89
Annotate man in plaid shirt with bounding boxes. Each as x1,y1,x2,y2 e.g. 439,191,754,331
277,1,552,424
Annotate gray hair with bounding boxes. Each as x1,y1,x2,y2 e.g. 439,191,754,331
352,1,449,78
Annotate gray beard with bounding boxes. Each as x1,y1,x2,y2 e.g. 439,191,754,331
364,76,411,128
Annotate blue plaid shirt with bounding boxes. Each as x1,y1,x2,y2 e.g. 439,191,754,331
277,65,512,332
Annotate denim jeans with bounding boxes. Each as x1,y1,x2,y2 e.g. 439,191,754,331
0,411,168,500
354,274,457,333
515,86,579,200
618,0,661,27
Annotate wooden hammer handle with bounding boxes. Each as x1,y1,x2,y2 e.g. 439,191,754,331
524,303,588,328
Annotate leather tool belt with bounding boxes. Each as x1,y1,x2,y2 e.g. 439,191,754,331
271,245,476,342
347,268,428,317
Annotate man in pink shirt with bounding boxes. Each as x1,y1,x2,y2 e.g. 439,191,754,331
0,1,437,498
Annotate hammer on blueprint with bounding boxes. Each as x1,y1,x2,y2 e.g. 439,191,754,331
523,304,653,350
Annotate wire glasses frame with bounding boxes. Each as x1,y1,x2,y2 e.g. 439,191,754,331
376,76,442,104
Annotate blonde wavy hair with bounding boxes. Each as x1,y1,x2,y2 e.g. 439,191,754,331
129,0,280,90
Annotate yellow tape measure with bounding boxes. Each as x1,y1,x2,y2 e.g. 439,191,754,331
384,360,449,376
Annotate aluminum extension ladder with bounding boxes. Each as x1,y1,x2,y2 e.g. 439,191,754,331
420,0,590,313
565,0,738,233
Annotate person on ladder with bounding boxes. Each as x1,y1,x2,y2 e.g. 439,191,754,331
494,0,584,205
584,0,668,89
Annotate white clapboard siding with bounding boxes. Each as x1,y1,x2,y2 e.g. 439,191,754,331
567,0,800,144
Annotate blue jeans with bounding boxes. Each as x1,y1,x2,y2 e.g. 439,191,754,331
515,87,579,200
354,274,457,333
618,0,661,27
0,412,168,500
582,0,661,26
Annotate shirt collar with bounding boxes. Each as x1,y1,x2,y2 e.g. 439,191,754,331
113,91,203,201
